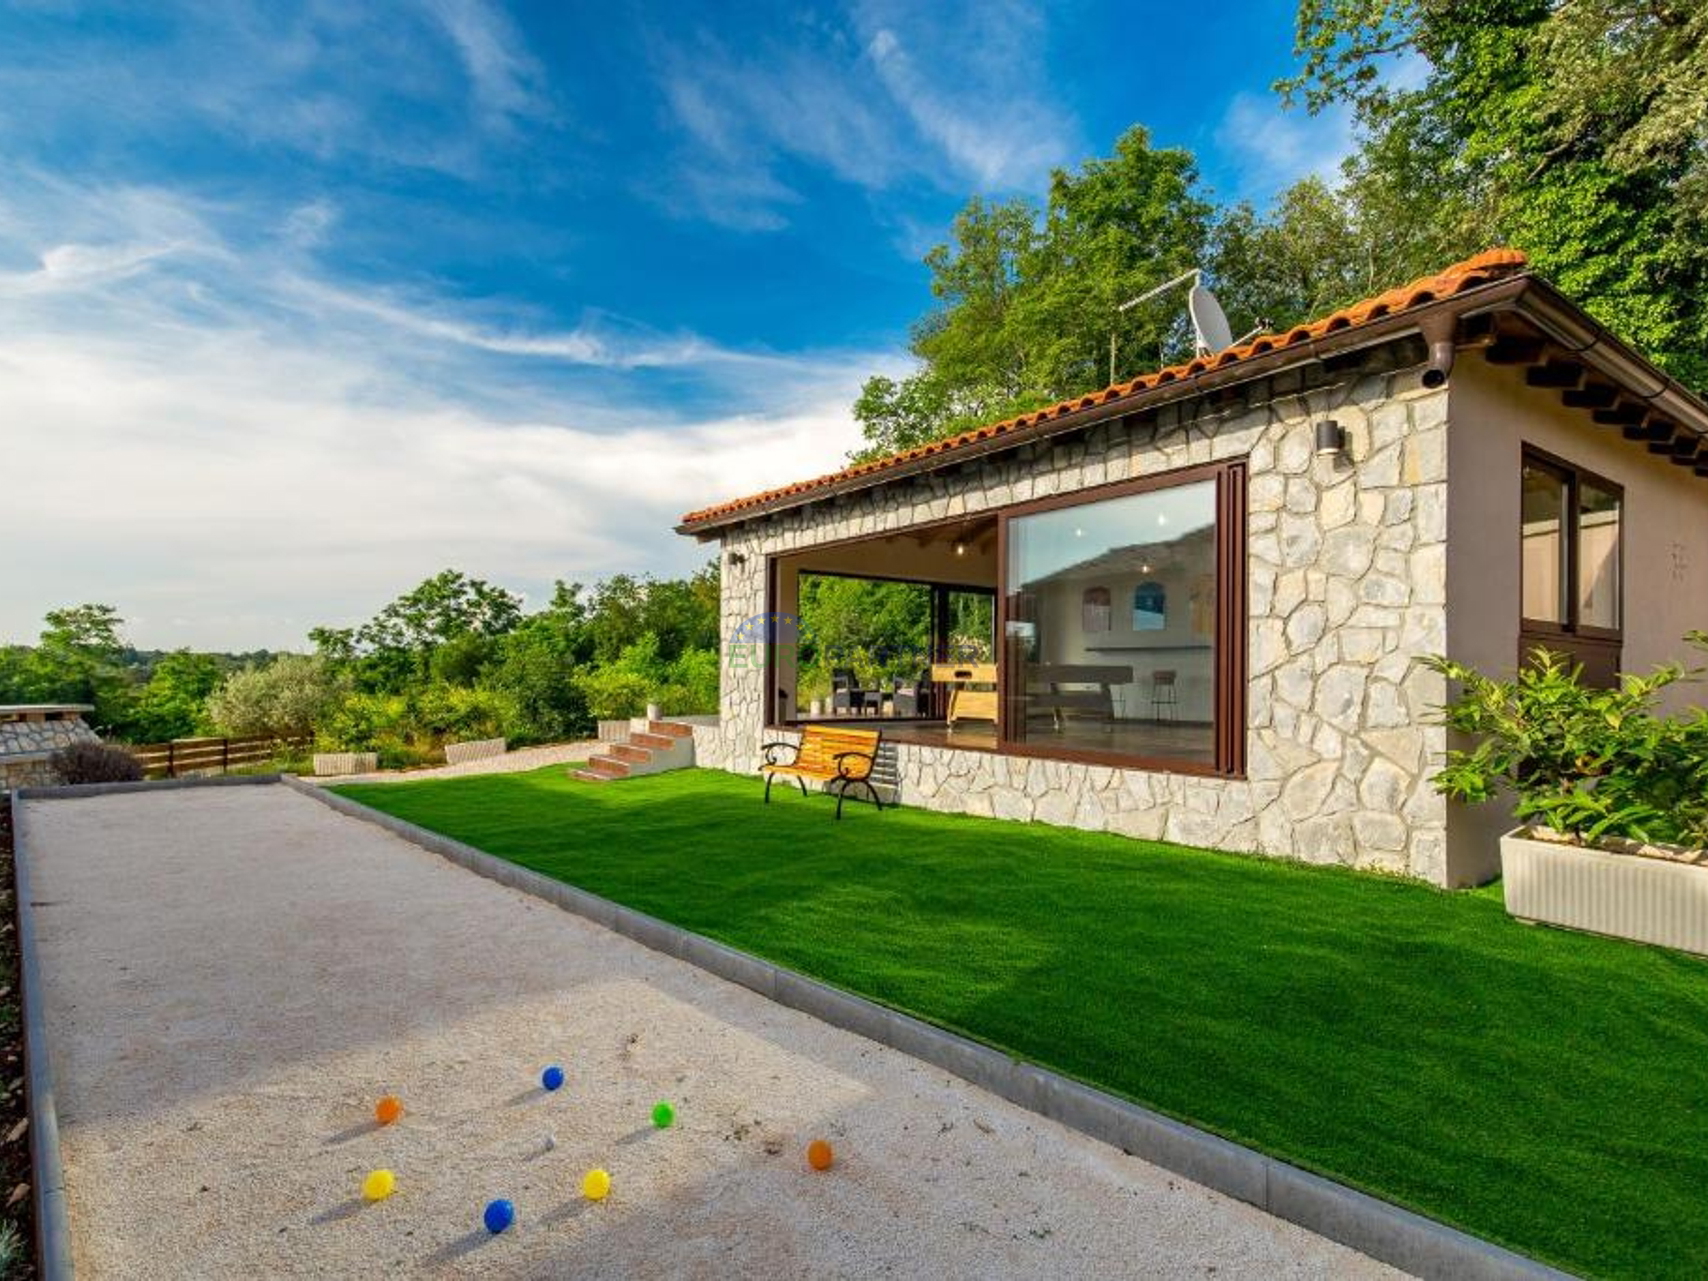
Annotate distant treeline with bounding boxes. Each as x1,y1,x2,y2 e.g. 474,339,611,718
0,566,720,767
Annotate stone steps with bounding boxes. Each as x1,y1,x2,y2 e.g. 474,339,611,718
571,719,697,784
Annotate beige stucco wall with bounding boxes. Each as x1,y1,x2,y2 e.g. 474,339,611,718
698,348,1461,884
1445,359,1708,882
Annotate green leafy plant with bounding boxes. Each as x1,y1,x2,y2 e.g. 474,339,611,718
1427,635,1708,850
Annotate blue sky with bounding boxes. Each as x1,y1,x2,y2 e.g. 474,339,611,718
0,0,1352,649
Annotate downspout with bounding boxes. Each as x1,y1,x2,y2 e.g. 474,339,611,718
1419,313,1457,389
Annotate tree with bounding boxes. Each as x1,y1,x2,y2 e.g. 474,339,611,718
127,651,222,742
1281,0,1708,389
357,569,523,654
39,604,125,657
483,581,594,742
852,127,1214,457
1207,177,1374,336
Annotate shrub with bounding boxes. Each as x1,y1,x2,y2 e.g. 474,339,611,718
314,691,409,753
206,654,344,740
50,740,144,785
574,663,653,721
1427,636,1708,850
412,683,513,743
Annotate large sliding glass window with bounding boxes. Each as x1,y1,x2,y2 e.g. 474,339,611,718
1000,463,1243,773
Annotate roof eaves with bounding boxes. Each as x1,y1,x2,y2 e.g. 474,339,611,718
675,270,1533,537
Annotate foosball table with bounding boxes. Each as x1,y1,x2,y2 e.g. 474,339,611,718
929,662,998,728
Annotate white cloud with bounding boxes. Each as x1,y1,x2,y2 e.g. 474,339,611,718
0,180,905,650
1213,92,1356,203
423,0,553,130
1211,54,1431,205
649,1,1078,230
0,1,558,180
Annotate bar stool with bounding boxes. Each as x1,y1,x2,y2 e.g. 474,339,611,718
1151,670,1178,723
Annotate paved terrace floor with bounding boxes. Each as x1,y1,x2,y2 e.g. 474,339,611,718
21,785,1399,1279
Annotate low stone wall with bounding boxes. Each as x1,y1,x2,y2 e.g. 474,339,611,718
443,738,506,766
0,712,100,792
312,752,379,777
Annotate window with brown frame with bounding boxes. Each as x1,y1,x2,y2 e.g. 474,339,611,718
1520,447,1623,685
760,459,1248,778
998,459,1247,776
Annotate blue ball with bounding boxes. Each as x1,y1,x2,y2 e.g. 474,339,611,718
541,1065,565,1092
483,1198,515,1234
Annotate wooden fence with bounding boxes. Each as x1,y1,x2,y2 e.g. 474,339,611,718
127,735,311,780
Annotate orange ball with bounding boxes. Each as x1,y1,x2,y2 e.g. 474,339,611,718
806,1139,834,1171
375,1095,404,1126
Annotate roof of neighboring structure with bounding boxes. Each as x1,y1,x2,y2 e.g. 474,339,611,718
678,248,1708,534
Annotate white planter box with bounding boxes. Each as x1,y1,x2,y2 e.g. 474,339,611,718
313,752,378,777
443,737,506,765
1502,829,1708,956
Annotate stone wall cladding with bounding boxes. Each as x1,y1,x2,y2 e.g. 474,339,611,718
0,717,100,792
704,357,1452,884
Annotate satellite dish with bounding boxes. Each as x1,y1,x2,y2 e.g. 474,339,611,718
1187,283,1234,355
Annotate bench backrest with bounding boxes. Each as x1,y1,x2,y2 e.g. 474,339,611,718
797,725,880,775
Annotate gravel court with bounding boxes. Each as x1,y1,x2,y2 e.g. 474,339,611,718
21,785,1401,1279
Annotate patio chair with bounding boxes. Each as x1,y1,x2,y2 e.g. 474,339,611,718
830,668,864,716
890,669,931,718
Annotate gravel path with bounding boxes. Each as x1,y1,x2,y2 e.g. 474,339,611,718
22,785,1401,1279
304,740,600,785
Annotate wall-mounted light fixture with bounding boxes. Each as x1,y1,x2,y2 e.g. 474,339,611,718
1315,419,1348,457
727,550,748,568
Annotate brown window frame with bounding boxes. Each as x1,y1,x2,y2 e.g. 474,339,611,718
1519,445,1623,680
996,458,1247,778
761,458,1248,779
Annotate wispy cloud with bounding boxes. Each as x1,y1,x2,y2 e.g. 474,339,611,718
1212,92,1355,203
649,1,1077,230
423,0,553,131
0,177,905,648
0,1,557,180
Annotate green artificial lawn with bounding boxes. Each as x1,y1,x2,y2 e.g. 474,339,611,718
333,766,1708,1279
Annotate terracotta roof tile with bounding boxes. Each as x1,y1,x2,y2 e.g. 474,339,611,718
679,248,1528,528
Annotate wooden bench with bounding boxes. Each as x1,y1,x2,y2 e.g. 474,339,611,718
759,726,883,819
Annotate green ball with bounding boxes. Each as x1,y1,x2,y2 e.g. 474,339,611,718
651,1100,675,1129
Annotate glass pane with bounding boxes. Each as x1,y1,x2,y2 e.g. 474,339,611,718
1577,481,1621,631
795,575,931,718
1520,464,1566,624
1004,480,1217,765
944,590,994,662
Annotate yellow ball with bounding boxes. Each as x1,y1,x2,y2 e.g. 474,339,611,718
582,1168,611,1201
362,1168,396,1201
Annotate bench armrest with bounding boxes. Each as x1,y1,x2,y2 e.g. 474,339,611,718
760,740,800,768
833,750,875,781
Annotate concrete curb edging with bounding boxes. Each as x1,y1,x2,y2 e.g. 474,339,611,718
8,792,74,1281
291,776,1566,1280
15,773,280,802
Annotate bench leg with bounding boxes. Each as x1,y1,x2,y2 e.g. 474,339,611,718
833,778,883,819
764,772,774,804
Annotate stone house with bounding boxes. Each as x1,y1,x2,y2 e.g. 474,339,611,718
675,250,1708,887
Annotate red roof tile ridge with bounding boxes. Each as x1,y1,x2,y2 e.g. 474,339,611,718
679,248,1528,526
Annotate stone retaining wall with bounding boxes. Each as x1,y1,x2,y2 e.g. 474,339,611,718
701,350,1457,884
